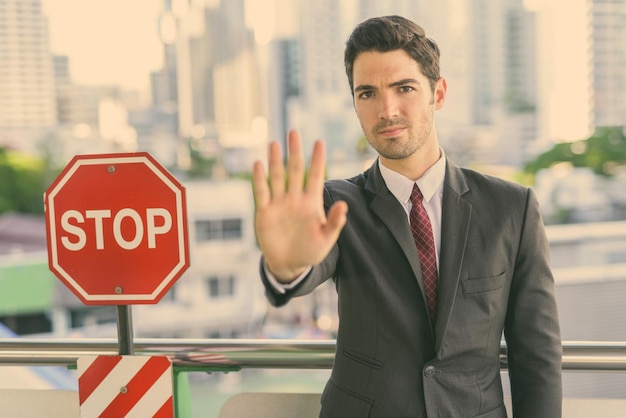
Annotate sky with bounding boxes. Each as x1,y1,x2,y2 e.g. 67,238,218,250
41,0,164,90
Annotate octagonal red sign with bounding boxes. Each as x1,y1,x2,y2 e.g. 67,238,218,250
44,152,190,305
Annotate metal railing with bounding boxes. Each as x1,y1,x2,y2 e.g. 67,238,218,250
0,338,625,372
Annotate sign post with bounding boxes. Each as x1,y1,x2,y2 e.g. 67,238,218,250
45,152,189,416
117,306,134,356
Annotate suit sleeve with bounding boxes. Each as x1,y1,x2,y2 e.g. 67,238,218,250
260,244,340,307
504,188,562,417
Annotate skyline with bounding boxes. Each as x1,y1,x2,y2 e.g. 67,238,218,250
26,0,625,147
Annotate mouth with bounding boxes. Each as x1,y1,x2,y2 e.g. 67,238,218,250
377,126,406,137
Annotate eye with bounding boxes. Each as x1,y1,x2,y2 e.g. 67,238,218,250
399,86,414,93
357,90,373,99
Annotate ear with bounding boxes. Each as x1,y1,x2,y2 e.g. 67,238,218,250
433,77,447,110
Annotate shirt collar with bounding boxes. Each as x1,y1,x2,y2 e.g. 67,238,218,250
378,149,446,206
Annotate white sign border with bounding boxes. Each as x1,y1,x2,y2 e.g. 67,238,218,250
46,154,188,302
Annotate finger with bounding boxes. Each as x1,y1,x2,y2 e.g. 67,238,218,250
268,141,285,198
287,130,305,194
305,140,326,197
324,201,348,238
252,160,269,209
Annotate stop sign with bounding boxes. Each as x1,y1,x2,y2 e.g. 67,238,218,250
44,152,190,305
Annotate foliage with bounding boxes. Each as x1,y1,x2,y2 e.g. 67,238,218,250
186,139,219,178
0,148,49,214
524,126,626,177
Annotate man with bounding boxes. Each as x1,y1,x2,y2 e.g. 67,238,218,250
252,15,562,418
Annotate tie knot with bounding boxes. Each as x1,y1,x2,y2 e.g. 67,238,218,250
411,184,424,204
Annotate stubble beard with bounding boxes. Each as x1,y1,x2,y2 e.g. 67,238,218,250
365,112,435,161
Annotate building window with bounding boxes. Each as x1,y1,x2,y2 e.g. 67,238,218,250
70,306,117,329
195,218,243,242
206,275,236,299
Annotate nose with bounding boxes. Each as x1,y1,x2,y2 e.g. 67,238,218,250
377,93,399,119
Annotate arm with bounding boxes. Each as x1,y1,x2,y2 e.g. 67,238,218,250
252,130,348,282
504,188,562,417
260,244,340,307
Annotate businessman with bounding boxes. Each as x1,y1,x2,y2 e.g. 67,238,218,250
252,15,562,418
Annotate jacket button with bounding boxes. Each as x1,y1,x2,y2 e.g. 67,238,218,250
423,365,436,378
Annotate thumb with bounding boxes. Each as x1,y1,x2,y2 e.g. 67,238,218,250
324,201,348,238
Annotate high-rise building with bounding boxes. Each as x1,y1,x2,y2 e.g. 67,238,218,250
152,0,178,111
170,0,269,175
267,38,301,145
288,0,362,161
52,55,71,124
0,0,56,148
174,0,266,139
497,1,540,168
591,0,626,128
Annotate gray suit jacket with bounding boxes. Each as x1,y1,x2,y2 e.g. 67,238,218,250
262,158,562,418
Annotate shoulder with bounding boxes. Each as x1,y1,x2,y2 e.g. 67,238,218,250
458,166,529,196
323,176,366,204
320,166,383,211
451,164,537,212
324,165,373,196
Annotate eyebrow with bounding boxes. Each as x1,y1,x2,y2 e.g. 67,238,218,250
354,78,421,93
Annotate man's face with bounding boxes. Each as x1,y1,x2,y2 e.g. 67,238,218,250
352,49,446,162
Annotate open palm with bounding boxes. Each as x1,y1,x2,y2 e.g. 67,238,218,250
252,131,348,282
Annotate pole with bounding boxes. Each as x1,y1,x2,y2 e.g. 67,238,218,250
116,305,134,355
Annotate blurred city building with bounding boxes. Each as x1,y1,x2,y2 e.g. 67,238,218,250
0,0,56,153
1,0,623,177
591,0,626,128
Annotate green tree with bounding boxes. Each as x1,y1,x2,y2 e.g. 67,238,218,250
524,126,626,178
0,148,49,214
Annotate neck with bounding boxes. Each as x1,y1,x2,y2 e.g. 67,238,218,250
380,141,441,181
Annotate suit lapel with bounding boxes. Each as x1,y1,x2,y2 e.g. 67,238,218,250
434,160,472,351
364,161,431,317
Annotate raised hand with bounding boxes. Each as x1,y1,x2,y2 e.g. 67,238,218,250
252,131,348,283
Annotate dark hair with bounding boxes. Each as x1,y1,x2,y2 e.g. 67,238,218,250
344,15,441,94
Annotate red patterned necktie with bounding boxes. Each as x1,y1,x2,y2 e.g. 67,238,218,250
410,184,438,321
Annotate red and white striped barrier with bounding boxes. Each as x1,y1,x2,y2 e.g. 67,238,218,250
78,355,174,417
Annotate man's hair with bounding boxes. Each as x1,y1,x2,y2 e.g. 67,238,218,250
344,15,441,94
